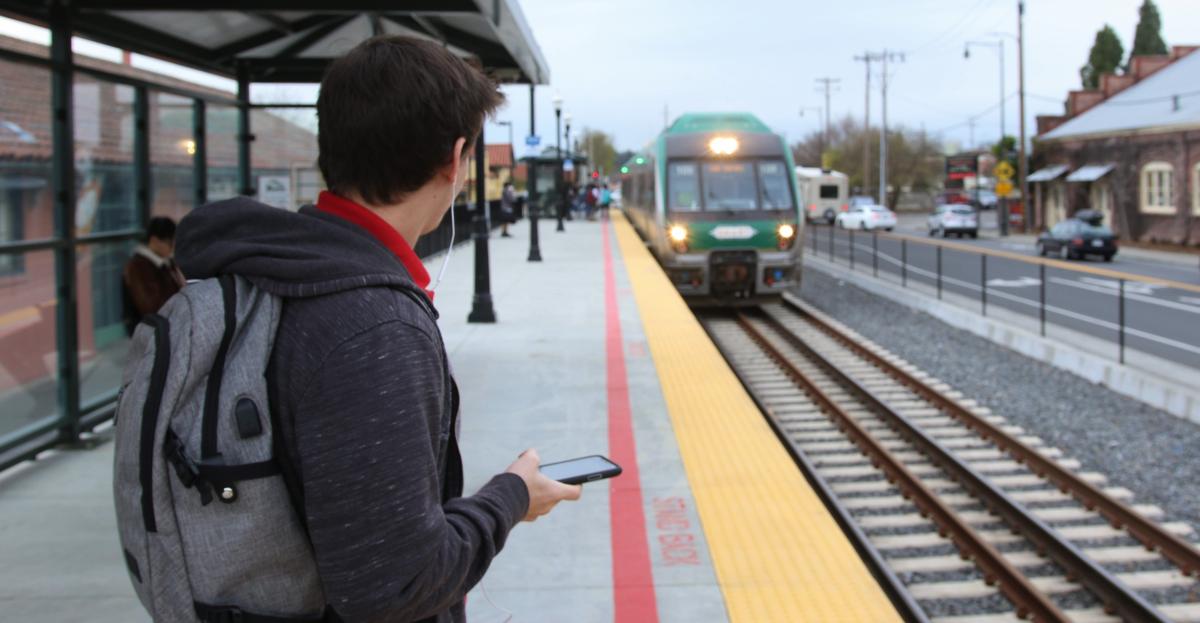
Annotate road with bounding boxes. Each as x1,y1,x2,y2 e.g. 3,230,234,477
892,211,1200,286
804,222,1200,374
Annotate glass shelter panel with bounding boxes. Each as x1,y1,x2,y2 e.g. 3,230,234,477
76,240,136,408
206,104,239,202
251,108,320,210
74,76,136,235
150,92,195,222
0,250,59,440
0,58,54,245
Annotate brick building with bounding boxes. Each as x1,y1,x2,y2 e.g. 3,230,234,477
1032,46,1200,245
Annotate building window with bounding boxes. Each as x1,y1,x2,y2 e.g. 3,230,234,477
1140,161,1175,214
1193,163,1200,215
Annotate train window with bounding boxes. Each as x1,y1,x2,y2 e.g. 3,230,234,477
703,161,757,211
819,184,840,199
668,163,700,211
758,161,793,210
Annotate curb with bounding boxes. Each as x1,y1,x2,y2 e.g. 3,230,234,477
799,255,1200,425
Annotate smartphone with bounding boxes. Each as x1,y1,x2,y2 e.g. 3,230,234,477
539,455,623,485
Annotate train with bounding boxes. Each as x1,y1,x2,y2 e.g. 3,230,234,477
620,113,804,303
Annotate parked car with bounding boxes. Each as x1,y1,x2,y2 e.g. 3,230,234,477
1037,217,1117,261
972,189,998,210
927,204,978,238
836,204,896,231
848,195,876,209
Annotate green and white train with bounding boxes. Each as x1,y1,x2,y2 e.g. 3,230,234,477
620,113,804,303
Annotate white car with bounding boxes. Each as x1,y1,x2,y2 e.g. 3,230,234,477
927,204,979,238
836,204,897,231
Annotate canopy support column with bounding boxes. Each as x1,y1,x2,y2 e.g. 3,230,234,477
237,64,254,197
468,129,496,323
50,0,81,443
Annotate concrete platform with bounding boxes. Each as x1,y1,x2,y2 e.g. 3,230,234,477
431,218,728,622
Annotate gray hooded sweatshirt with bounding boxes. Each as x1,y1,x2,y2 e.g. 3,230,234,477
176,197,529,623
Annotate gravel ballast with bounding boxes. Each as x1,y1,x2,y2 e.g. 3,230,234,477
797,267,1200,537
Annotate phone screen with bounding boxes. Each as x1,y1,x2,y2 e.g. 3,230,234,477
540,455,622,485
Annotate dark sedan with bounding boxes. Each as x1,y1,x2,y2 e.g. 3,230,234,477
1037,218,1118,261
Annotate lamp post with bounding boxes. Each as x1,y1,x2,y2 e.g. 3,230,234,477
496,120,513,154
964,40,1005,142
553,94,565,232
467,129,496,323
966,38,1009,236
527,85,542,262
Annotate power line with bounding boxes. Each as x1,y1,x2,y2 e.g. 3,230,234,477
905,0,992,54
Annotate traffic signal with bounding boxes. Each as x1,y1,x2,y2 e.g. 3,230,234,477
591,171,600,179
634,156,645,165
620,166,629,174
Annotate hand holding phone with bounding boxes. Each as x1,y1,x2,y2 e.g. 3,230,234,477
505,449,584,522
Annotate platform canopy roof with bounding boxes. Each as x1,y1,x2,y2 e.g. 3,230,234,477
0,0,549,84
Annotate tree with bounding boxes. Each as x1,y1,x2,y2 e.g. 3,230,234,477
1127,0,1168,69
579,129,618,176
791,116,943,208
1080,25,1124,89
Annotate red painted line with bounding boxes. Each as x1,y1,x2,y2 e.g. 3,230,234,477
602,219,660,623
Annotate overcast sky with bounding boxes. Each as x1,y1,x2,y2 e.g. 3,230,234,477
3,1,1197,155
498,0,1200,153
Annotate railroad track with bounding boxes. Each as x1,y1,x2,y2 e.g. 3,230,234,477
700,296,1200,623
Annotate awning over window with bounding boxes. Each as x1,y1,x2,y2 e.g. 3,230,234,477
1027,164,1070,183
1065,164,1115,183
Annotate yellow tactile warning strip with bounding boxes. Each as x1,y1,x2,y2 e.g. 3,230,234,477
612,212,903,623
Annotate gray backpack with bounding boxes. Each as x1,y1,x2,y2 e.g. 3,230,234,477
113,274,330,623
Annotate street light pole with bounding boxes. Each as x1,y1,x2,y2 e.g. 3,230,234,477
965,40,1005,142
467,129,496,323
1017,0,1030,232
527,84,542,262
554,94,565,232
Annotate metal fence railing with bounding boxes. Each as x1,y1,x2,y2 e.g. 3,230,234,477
804,224,1200,378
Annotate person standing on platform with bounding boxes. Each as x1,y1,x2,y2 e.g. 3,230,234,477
500,180,516,237
122,216,185,335
174,35,581,623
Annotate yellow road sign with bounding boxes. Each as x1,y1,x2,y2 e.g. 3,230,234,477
994,161,1015,180
996,181,1014,197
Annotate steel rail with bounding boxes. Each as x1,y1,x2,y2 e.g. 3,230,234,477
734,312,1070,623
783,292,1200,579
763,301,1172,622
699,314,931,623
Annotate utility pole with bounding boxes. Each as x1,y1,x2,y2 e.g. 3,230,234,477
877,50,905,208
968,117,976,149
1017,0,1030,231
814,77,841,151
853,52,873,197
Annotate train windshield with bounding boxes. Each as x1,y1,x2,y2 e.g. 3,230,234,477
703,161,758,211
758,161,794,210
668,162,701,211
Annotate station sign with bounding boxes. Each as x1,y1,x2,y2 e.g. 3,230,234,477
525,135,541,146
945,154,978,181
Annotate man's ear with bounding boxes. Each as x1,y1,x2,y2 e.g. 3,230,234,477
445,137,469,184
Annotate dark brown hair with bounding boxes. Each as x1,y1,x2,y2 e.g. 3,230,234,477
317,36,504,205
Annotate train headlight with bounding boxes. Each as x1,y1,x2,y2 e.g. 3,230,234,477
669,224,688,242
776,223,797,250
708,136,739,156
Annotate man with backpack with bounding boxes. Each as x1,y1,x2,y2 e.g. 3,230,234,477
113,36,580,623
